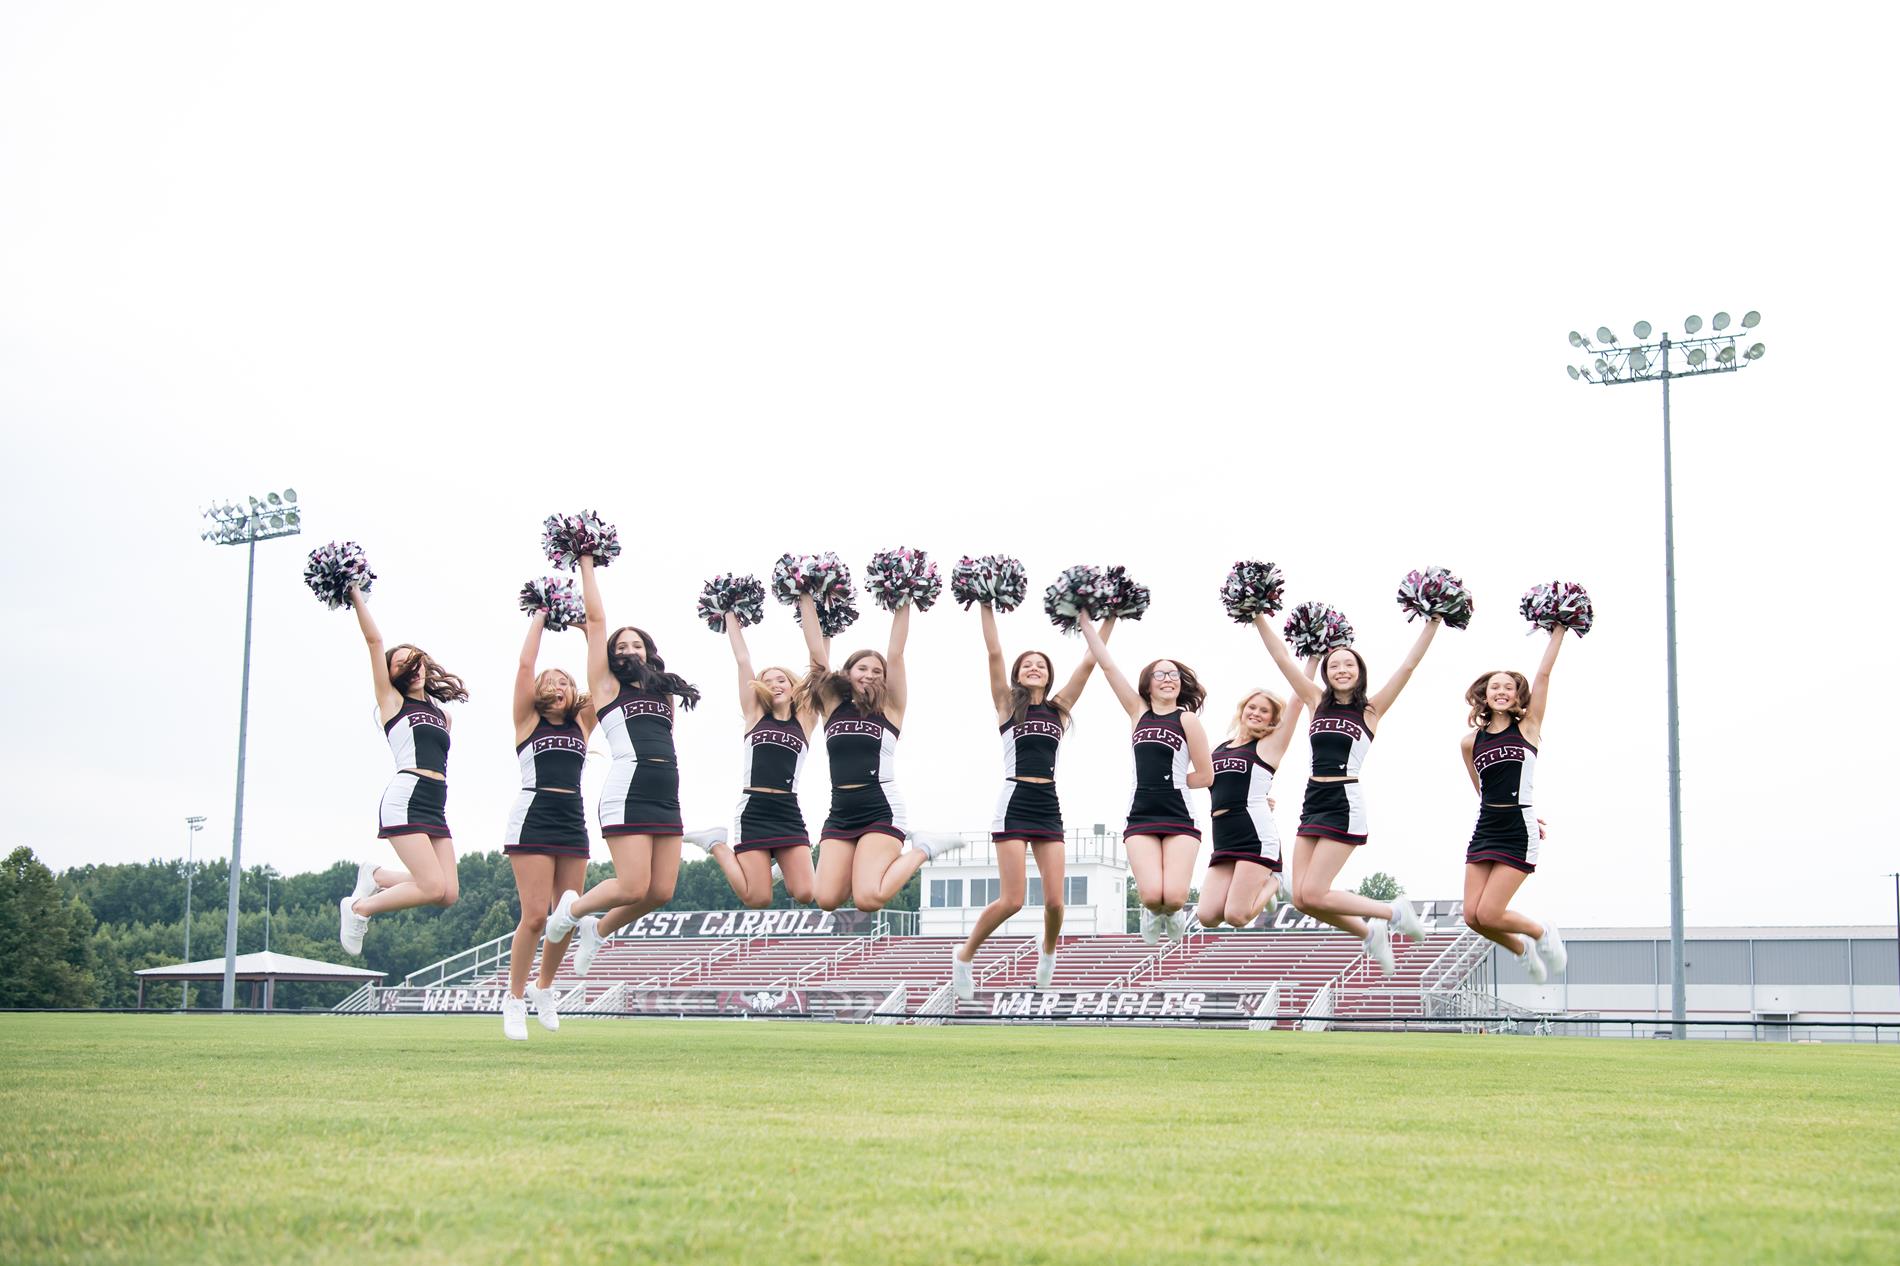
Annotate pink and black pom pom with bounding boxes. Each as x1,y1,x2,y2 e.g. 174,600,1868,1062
1043,565,1106,633
772,552,860,638
1521,581,1594,637
303,541,375,610
1220,560,1287,623
697,573,767,633
540,510,621,571
865,547,942,613
1098,565,1150,621
1283,602,1355,657
949,555,1029,612
1396,566,1474,630
520,576,586,632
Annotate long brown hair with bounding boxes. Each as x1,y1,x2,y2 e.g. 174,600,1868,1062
534,668,588,725
1322,646,1369,711
1466,669,1531,728
606,625,701,709
803,649,888,716
1007,650,1071,729
1137,659,1205,712
387,644,469,703
1226,689,1285,742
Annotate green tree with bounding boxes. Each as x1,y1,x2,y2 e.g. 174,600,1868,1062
0,847,99,1008
1356,871,1402,902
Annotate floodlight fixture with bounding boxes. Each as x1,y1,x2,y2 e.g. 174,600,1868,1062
1717,345,1736,364
1684,314,1702,334
1687,348,1707,367
1712,311,1731,331
1630,350,1649,374
1744,342,1765,360
1634,320,1652,339
1569,330,1585,348
1566,365,1581,380
1741,311,1760,329
1596,326,1616,344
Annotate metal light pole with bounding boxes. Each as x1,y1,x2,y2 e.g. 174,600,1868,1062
181,815,206,1010
1567,312,1765,1039
200,488,301,1010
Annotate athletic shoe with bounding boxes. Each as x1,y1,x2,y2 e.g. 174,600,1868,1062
952,950,974,1002
351,862,379,902
1139,907,1160,945
524,984,561,1032
572,915,603,976
1036,946,1055,990
1278,871,1295,908
1365,920,1396,976
910,832,968,861
501,995,529,1041
544,889,580,942
338,894,369,955
770,860,783,883
683,827,728,851
1164,910,1188,942
1520,939,1549,984
1389,896,1428,942
1535,922,1568,976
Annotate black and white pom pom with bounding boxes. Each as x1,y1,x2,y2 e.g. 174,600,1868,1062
303,541,376,611
1098,565,1150,621
865,547,942,613
520,576,586,632
697,573,767,633
1283,602,1355,657
949,555,1028,612
540,510,622,571
1396,566,1474,630
1042,565,1106,634
772,552,860,638
1220,560,1287,623
1520,581,1594,638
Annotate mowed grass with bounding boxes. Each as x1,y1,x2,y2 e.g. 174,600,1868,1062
2,1016,1897,1265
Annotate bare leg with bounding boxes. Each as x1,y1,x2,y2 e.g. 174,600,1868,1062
596,835,682,936
536,855,589,988
1158,835,1198,913
1222,863,1272,928
775,845,816,905
852,833,915,911
507,855,556,999
570,834,653,919
1288,836,1372,941
355,835,456,915
1029,839,1065,953
813,839,855,911
957,840,1028,963
1125,835,1167,912
1197,861,1236,928
712,843,773,908
1467,862,1541,953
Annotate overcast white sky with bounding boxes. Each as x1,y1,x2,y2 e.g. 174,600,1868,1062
3,3,1895,929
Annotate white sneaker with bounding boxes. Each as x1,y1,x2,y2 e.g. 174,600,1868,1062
1036,946,1055,990
351,862,380,902
683,827,728,851
952,950,974,1001
544,889,580,942
1365,920,1396,976
910,832,968,861
1520,939,1549,984
1139,907,1160,945
1535,922,1568,975
572,915,603,976
1278,871,1295,908
338,894,369,955
1389,896,1427,942
501,995,529,1041
1168,910,1190,941
770,860,784,883
524,984,561,1032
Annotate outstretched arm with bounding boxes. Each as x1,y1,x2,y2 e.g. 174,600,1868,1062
352,587,400,718
1252,615,1325,710
1077,613,1143,720
1260,656,1319,764
980,604,1009,712
1053,616,1114,710
728,620,763,726
514,611,547,733
1524,626,1566,732
1183,712,1214,789
579,556,613,699
798,594,830,679
1366,618,1440,718
884,603,910,717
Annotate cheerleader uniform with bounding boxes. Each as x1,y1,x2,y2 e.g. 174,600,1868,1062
819,699,907,842
1465,721,1540,873
1298,700,1371,845
1124,709,1199,840
1208,738,1280,869
503,717,590,856
991,703,1066,842
377,696,453,839
733,714,811,853
598,686,684,836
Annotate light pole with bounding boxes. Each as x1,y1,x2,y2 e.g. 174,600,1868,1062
181,815,206,1010
200,488,301,1010
1566,312,1766,1039
262,865,275,953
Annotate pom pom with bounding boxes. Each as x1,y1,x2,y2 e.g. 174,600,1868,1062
303,541,376,610
540,510,621,571
771,552,860,639
1283,602,1355,657
697,573,767,633
1521,581,1594,638
1098,565,1150,621
1396,566,1475,630
1220,560,1286,624
864,547,943,613
520,576,586,632
1042,565,1107,634
949,555,1029,612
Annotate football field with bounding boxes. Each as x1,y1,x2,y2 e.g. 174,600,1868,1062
2,1014,1895,1264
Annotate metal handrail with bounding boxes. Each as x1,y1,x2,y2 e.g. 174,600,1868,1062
402,931,515,988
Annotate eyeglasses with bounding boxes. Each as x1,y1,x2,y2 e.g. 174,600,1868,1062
1150,670,1181,681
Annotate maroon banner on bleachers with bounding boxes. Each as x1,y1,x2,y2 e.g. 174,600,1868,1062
977,989,1271,1020
614,909,886,938
374,984,897,1020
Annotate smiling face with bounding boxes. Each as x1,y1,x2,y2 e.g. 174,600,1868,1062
1013,651,1052,693
1147,660,1182,706
847,653,885,693
535,668,577,718
1485,672,1520,714
611,629,647,662
760,667,794,706
1323,648,1361,695
1239,691,1282,738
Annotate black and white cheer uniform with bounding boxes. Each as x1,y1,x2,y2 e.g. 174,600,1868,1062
503,717,590,856
733,713,812,854
377,695,453,839
1208,738,1280,869
1465,720,1540,873
991,702,1066,842
598,686,684,836
1124,708,1200,841
818,699,907,843
1298,700,1371,845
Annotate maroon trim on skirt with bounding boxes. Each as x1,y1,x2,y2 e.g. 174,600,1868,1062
819,824,901,843
1298,823,1366,845
734,836,811,853
379,825,452,840
993,830,1066,843
1465,849,1535,874
1209,850,1282,870
1124,822,1202,841
602,823,685,836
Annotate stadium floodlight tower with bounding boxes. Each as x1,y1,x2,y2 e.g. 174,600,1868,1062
1566,312,1765,1039
199,488,301,1011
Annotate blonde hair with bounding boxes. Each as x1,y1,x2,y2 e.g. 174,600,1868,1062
750,666,805,716
534,668,588,725
1226,688,1286,742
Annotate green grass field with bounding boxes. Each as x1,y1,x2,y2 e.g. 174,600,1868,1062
2,1016,1896,1265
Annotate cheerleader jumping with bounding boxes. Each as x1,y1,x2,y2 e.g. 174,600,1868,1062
1460,627,1569,982
1253,613,1438,974
338,584,466,955
704,618,820,908
950,608,1111,1000
1194,662,1316,931
1076,613,1212,944
499,610,597,1041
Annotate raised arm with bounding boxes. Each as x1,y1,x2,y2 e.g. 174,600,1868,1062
1259,656,1319,765
980,604,1009,712
797,594,830,679
352,586,400,718
1366,617,1441,719
579,556,613,700
728,620,763,726
1252,615,1325,710
1182,712,1214,789
1077,613,1143,720
1053,616,1114,710
883,603,911,718
514,611,547,734
1524,626,1566,735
